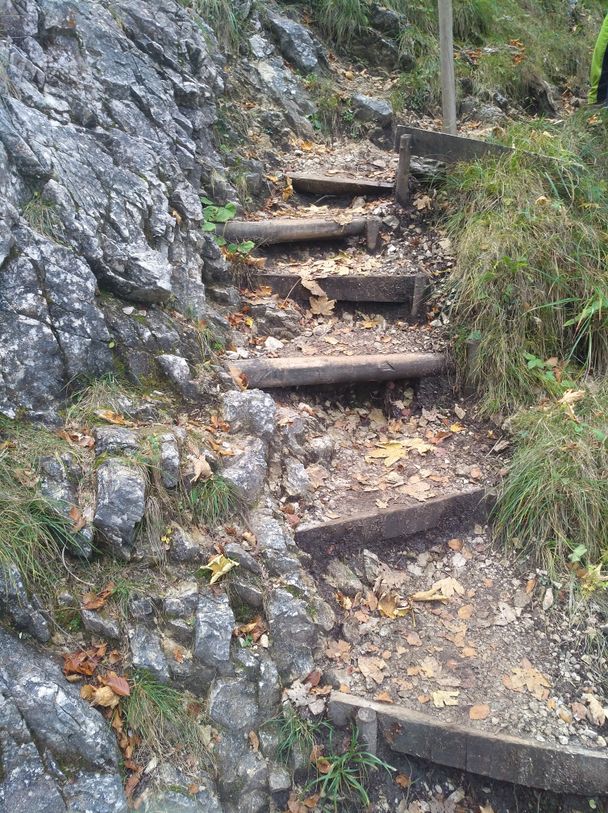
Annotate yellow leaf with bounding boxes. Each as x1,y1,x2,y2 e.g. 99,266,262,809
282,178,294,201
201,554,239,585
377,592,410,619
469,703,491,720
94,409,133,426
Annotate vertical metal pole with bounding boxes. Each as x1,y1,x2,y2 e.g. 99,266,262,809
438,0,457,135
395,134,411,208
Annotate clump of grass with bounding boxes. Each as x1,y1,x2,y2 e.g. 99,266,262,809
306,725,394,812
0,449,83,587
494,385,608,578
125,669,209,761
65,374,140,426
185,0,239,49
22,192,63,242
314,0,369,45
443,111,608,415
188,474,241,526
274,703,328,764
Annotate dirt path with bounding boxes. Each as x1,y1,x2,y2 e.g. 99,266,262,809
221,145,608,810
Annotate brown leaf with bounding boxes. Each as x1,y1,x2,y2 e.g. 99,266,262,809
69,505,87,532
315,757,332,775
248,730,260,751
358,656,386,684
101,671,130,697
94,409,134,426
374,691,394,704
309,295,336,316
469,703,491,720
458,604,474,620
395,773,412,788
82,582,115,611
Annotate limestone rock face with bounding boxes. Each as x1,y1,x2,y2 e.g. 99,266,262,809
0,0,229,419
0,628,126,812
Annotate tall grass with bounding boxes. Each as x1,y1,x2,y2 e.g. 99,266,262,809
494,386,608,576
443,112,608,415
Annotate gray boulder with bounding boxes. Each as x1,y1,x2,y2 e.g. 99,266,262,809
222,390,277,441
168,525,203,563
163,580,199,618
222,437,268,504
265,10,325,74
93,426,140,457
159,432,181,489
94,460,146,560
351,93,393,127
193,592,235,676
0,564,50,643
129,624,170,683
81,609,121,640
265,588,317,681
208,676,259,732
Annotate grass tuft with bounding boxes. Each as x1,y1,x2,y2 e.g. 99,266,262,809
0,449,83,587
22,192,63,242
494,385,608,579
306,725,394,812
314,0,369,45
125,669,210,761
442,112,608,415
188,474,241,526
274,703,328,764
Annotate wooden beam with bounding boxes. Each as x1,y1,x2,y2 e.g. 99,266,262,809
218,216,380,247
394,125,510,164
395,134,411,208
295,489,489,553
229,352,446,390
328,693,608,795
288,172,394,197
246,272,419,305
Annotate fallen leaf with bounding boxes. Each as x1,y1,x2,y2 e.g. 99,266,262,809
406,631,422,647
395,773,412,788
300,277,327,298
432,690,459,708
469,703,491,720
503,660,551,701
69,505,86,532
100,671,130,697
248,730,260,751
358,656,386,684
309,295,336,316
378,592,410,619
82,582,115,611
190,454,212,483
374,691,394,703
94,409,133,426
200,553,238,585
582,693,607,727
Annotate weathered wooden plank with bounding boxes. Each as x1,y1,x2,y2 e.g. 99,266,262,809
289,172,394,197
219,216,380,248
295,489,489,553
394,125,510,164
328,692,608,795
229,352,446,390
247,272,418,304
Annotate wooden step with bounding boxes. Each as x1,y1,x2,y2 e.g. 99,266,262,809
219,216,381,250
247,271,428,310
228,351,446,390
288,171,394,197
394,125,510,164
295,489,489,554
328,692,608,795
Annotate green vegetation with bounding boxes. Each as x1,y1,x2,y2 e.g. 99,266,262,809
22,192,63,242
187,474,241,526
201,196,255,257
182,0,240,49
125,669,209,760
443,111,608,415
315,0,368,44
66,374,140,426
274,703,328,763
306,726,394,812
494,387,608,585
0,448,82,587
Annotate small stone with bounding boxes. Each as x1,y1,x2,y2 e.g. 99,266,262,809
159,433,181,489
351,93,393,127
93,426,139,456
129,625,169,683
208,676,259,732
222,437,268,504
283,458,310,498
325,560,364,597
265,587,316,681
223,389,277,441
94,460,146,560
163,580,199,618
81,609,121,640
168,525,203,563
224,543,262,575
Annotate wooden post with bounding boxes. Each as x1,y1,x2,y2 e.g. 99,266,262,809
395,134,411,208
438,0,457,135
356,707,378,756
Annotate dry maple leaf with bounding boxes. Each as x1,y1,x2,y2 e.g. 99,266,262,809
200,553,238,585
94,409,134,426
582,693,607,727
358,656,386,684
503,660,551,701
367,438,432,468
432,689,459,708
300,277,327,298
82,582,116,611
309,295,336,316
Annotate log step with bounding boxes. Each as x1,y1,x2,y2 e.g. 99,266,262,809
328,692,608,795
228,351,446,390
288,171,394,197
247,272,428,309
295,489,489,553
219,216,381,250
